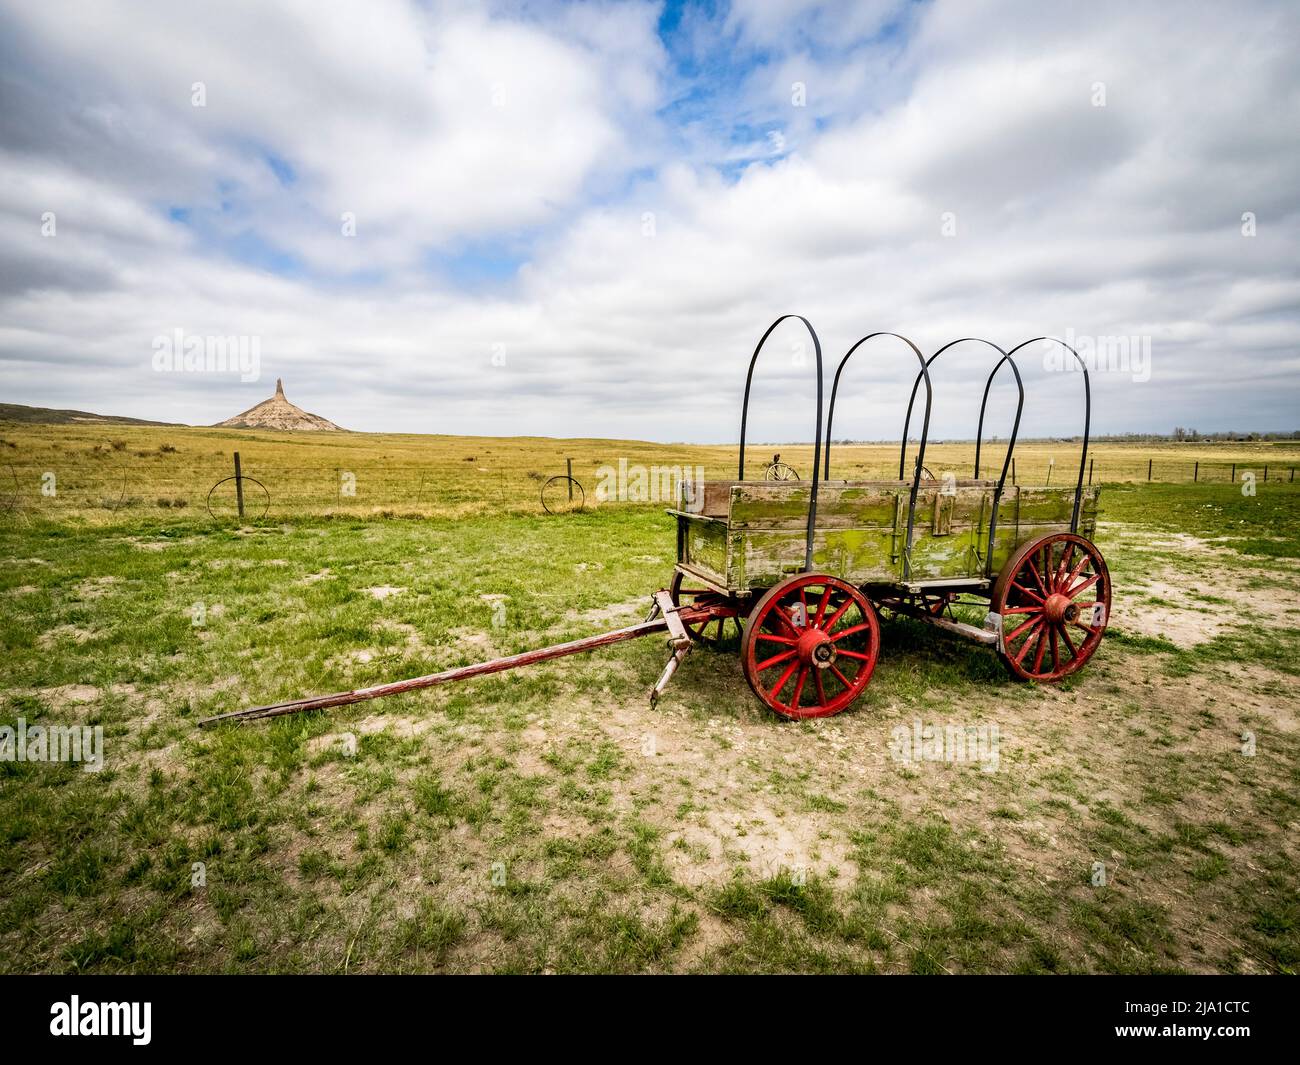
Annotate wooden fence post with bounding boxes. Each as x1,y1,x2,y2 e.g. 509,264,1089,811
233,452,245,519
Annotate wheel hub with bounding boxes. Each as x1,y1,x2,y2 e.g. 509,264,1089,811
1043,593,1076,624
797,629,836,669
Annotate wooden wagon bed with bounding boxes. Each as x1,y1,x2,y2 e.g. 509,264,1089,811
671,478,1099,597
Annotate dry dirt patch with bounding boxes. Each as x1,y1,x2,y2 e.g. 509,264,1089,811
1110,531,1300,647
366,585,406,600
36,625,97,648
73,576,119,599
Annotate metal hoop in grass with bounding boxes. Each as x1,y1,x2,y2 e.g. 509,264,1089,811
87,443,131,512
105,463,129,512
0,463,19,513
206,474,271,521
540,475,584,514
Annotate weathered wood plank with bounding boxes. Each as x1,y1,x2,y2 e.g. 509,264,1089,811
676,481,1102,593
730,481,1001,531
739,527,902,586
678,513,730,585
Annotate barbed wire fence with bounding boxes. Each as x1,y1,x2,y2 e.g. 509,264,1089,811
1,453,1296,520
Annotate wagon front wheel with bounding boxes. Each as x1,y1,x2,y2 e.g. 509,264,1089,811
741,574,880,719
992,533,1110,682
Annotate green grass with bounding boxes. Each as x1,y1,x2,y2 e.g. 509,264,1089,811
1,472,1298,973
1103,481,1300,556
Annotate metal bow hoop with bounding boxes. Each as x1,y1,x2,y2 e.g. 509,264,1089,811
897,339,1024,577
899,339,1023,485
737,315,823,571
1005,337,1091,533
822,332,933,581
974,355,1023,480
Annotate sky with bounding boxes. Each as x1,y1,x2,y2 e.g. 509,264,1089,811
1,0,1297,441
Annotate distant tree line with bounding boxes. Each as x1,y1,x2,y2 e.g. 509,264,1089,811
1146,428,1298,442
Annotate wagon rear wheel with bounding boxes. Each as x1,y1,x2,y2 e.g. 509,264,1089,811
741,574,880,719
669,570,741,647
992,533,1110,682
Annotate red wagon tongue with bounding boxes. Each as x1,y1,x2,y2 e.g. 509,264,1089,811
198,594,734,727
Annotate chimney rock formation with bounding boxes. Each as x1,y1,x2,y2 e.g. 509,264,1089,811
215,379,344,432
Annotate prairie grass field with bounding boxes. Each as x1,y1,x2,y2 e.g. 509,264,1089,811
1,424,1298,973
3,421,1299,520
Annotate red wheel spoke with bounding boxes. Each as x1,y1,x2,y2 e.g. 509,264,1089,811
823,596,854,631
756,648,797,672
812,587,832,627
1060,624,1078,660
1002,606,1040,615
790,666,808,708
829,664,854,690
1062,553,1088,592
1011,581,1044,604
836,649,873,661
814,669,827,707
1029,552,1048,596
1065,573,1100,599
1049,626,1060,672
671,574,742,648
770,660,799,700
754,632,797,645
1014,621,1044,665
830,621,873,642
1026,561,1047,597
1054,544,1074,591
1006,614,1041,642
1032,627,1048,673
773,604,802,636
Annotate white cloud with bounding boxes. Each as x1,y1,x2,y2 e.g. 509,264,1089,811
1,0,1297,439
1,1,665,269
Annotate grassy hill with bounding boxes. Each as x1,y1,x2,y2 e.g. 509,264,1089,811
0,402,179,427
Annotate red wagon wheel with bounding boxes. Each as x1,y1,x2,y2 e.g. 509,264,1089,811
669,570,741,646
741,573,880,719
991,532,1110,682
